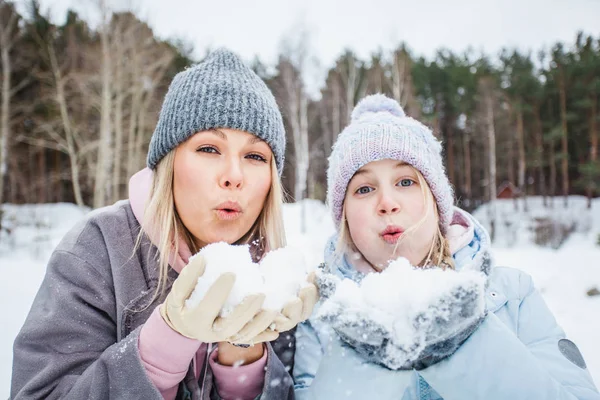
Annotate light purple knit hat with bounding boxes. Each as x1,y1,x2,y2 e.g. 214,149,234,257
327,93,454,233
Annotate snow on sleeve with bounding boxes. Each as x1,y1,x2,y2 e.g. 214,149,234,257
185,242,313,317
316,257,486,368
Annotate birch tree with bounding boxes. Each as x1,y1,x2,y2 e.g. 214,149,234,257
0,1,21,207
274,29,311,204
389,45,420,118
110,13,175,201
477,76,498,240
93,0,112,208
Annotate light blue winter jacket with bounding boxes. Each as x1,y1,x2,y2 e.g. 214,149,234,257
293,208,600,400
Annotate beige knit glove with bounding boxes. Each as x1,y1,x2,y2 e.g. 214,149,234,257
269,272,319,333
227,282,318,345
160,255,272,344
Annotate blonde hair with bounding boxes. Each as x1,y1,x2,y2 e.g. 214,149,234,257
337,167,454,270
137,150,286,302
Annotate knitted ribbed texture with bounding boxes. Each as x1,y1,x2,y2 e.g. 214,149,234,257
147,48,286,174
327,94,454,232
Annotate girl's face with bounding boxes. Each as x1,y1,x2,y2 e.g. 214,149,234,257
173,128,272,248
344,159,438,270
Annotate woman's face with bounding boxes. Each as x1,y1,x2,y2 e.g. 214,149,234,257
173,128,273,248
344,159,438,269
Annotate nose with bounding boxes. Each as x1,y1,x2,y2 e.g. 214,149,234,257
377,189,400,216
219,157,243,189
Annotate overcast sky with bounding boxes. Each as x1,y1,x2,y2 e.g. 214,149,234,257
14,0,600,92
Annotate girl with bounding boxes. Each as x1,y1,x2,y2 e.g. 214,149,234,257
293,94,599,399
11,48,317,400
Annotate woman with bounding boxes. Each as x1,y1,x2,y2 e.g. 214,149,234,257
12,48,316,400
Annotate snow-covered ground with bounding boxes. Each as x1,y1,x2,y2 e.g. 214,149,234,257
1,197,599,397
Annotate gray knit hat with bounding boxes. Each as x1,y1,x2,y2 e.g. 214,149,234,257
147,48,286,174
327,94,454,232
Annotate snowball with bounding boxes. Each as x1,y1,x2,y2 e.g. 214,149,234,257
261,246,309,310
186,242,263,316
185,242,312,317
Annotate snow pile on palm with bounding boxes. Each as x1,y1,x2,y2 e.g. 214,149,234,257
186,242,311,316
316,257,487,369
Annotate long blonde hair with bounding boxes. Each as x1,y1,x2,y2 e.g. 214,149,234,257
137,150,286,301
337,166,454,270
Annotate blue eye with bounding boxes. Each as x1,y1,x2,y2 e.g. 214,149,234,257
398,179,414,187
356,186,373,195
246,153,267,163
197,146,219,154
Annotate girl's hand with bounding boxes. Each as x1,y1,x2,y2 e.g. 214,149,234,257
317,269,486,370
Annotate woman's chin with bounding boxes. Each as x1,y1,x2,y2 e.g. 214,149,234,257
195,232,244,247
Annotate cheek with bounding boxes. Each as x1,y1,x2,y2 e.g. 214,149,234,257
174,161,196,191
344,198,371,241
246,169,272,205
413,200,439,246
173,152,211,211
406,190,427,215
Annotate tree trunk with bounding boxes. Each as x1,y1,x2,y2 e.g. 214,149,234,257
38,149,46,203
516,106,527,211
48,43,85,207
135,90,154,172
346,57,357,123
0,44,9,207
54,150,63,202
506,122,517,211
533,104,547,206
392,50,408,107
558,67,569,207
486,90,497,241
296,92,309,200
94,3,113,209
112,30,124,203
549,137,557,208
462,128,472,206
587,94,598,209
391,49,421,119
446,118,456,187
0,7,17,236
298,93,309,233
332,78,341,146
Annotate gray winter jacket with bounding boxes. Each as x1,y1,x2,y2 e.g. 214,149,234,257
11,200,295,400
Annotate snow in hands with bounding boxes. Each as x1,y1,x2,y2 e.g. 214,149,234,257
316,257,487,369
185,242,311,317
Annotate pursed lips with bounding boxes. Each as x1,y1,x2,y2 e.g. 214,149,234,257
380,225,404,244
215,201,243,221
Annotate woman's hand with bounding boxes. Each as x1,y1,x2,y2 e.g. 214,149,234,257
160,255,268,344
271,273,319,333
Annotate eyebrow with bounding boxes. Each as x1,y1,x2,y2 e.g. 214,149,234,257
208,129,227,140
354,162,409,177
248,136,265,145
209,129,265,145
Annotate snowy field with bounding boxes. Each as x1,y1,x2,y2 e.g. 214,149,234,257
1,197,599,397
